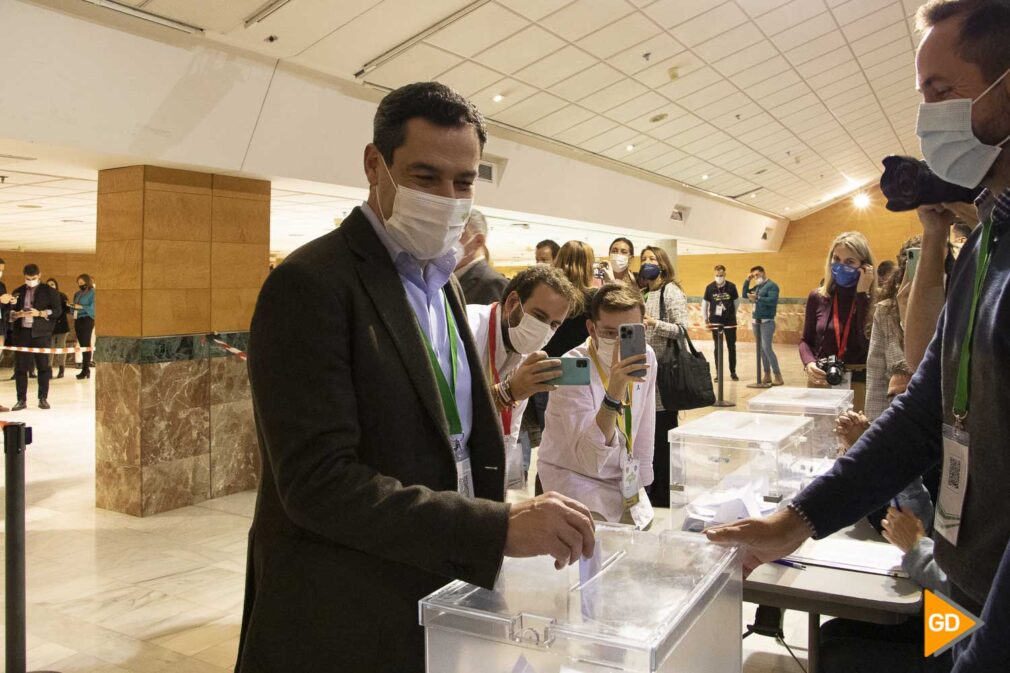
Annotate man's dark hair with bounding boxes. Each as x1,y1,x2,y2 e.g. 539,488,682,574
24,263,39,276
0,257,5,265
590,282,645,321
714,264,726,273
501,265,583,317
917,0,1010,81
609,237,635,256
952,221,974,239
876,260,897,280
750,265,765,274
536,239,560,257
373,82,487,165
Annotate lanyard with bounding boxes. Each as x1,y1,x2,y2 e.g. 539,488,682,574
831,292,857,360
587,341,634,454
953,218,996,423
487,303,512,433
418,292,462,436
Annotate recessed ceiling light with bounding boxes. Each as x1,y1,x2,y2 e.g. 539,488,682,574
701,174,709,181
785,207,791,212
750,193,757,198
492,94,504,103
626,144,635,152
853,192,871,209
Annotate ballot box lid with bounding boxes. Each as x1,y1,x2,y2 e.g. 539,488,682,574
747,386,854,416
420,524,739,672
668,410,812,449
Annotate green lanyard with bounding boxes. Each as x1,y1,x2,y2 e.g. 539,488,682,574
953,218,996,424
418,292,462,436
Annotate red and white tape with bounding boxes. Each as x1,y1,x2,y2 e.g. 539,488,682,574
206,334,247,361
2,346,95,354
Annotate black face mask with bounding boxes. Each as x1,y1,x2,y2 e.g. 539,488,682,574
78,284,86,290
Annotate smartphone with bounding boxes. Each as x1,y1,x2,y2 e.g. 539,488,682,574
905,247,921,282
546,356,590,385
619,323,647,377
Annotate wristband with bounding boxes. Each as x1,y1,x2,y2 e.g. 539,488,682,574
602,394,624,412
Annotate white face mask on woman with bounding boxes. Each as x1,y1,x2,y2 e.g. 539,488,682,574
609,254,630,273
507,301,554,354
377,156,473,261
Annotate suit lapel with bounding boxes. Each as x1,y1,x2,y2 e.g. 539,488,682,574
345,210,451,447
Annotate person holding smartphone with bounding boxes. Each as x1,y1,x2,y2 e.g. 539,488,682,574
466,265,580,491
799,231,877,411
537,283,657,528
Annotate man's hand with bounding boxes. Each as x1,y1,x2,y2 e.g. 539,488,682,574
856,264,875,294
508,352,561,401
881,506,925,554
0,293,13,305
834,410,869,451
643,315,657,328
916,204,959,236
705,507,814,576
805,361,828,386
505,492,596,570
886,372,911,400
606,346,648,401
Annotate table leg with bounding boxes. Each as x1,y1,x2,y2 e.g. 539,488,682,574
808,612,820,673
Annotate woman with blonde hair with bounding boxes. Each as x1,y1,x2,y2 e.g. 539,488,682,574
639,245,688,508
799,231,877,410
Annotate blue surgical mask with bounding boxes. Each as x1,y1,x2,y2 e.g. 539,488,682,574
831,263,860,288
639,263,662,281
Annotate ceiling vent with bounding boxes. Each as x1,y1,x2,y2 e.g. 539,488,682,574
477,160,496,184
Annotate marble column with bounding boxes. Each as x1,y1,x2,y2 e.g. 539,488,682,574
95,166,268,516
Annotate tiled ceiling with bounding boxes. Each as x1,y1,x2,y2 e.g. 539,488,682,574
108,0,927,220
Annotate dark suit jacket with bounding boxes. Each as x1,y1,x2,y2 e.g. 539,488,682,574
457,258,508,305
9,283,62,339
236,208,510,673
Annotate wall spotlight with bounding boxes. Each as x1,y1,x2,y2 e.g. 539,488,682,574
853,192,871,209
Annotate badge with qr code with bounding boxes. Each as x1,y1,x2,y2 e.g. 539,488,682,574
935,424,970,546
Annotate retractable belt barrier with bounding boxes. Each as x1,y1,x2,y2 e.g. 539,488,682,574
206,334,247,361
1,346,95,354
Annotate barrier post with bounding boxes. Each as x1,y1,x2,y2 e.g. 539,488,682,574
3,421,60,673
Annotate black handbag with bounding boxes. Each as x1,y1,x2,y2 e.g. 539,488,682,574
657,285,716,411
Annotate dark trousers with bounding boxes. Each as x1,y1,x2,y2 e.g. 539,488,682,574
720,326,738,374
649,408,679,508
14,328,51,401
75,316,94,371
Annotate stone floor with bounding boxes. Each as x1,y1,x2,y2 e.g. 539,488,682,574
0,339,818,673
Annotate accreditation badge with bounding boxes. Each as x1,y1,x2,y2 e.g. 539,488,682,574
935,424,969,546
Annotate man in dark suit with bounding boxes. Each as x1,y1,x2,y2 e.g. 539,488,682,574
454,208,509,304
235,82,595,673
0,257,12,412
8,263,61,410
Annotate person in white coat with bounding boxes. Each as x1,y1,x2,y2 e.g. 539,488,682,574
467,265,582,490
537,283,657,528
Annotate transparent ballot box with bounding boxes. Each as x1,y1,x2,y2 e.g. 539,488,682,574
421,524,742,673
667,411,813,531
746,387,853,461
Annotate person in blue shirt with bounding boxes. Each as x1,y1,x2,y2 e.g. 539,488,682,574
71,273,96,379
742,265,783,386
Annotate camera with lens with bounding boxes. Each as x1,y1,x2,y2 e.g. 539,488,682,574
879,155,983,212
816,356,847,387
592,262,607,280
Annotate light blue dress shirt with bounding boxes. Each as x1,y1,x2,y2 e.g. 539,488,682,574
360,203,474,455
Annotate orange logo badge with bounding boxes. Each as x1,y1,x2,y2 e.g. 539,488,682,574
924,590,983,657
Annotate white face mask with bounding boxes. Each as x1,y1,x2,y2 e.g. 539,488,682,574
610,254,629,273
715,275,725,285
377,156,473,261
916,67,1010,188
26,279,39,288
507,301,554,355
595,335,617,368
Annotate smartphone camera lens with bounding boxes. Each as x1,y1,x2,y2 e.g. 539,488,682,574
577,361,587,368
